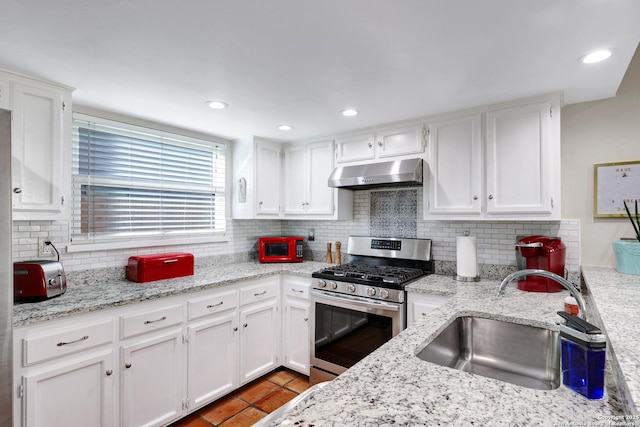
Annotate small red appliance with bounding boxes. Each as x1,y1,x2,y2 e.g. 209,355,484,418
515,236,566,292
258,236,304,263
127,252,194,283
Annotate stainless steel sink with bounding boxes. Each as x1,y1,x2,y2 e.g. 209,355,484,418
416,316,560,390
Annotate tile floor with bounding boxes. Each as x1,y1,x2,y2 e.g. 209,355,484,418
169,368,311,427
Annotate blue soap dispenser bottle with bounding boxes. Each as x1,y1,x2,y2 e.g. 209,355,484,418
557,311,606,399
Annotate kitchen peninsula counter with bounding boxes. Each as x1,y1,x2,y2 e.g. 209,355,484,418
270,269,638,426
13,261,326,327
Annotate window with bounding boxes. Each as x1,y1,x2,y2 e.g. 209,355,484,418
71,113,226,246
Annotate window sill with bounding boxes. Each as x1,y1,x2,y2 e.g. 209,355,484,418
66,234,229,253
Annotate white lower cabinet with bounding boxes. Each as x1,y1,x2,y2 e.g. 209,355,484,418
281,276,310,375
120,330,184,427
14,274,315,427
407,292,450,327
187,303,239,410
22,350,114,427
239,279,280,384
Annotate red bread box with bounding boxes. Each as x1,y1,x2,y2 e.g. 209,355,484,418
127,253,194,283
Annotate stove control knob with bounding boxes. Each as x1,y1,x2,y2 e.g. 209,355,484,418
317,280,327,288
367,287,376,297
346,284,356,293
329,282,338,290
380,289,390,299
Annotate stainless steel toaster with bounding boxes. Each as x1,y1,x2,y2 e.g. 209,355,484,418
14,260,67,301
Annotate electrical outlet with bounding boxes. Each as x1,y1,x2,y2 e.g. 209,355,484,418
38,237,53,257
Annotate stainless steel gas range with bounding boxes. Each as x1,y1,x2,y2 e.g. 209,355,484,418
309,236,433,384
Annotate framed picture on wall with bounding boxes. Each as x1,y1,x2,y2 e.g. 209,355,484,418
594,160,640,217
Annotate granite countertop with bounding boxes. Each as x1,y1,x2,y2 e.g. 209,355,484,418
271,272,639,427
13,261,327,327
581,267,640,415
14,262,639,426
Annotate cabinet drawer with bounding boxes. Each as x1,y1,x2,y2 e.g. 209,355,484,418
120,304,183,339
240,281,279,306
283,280,310,299
22,318,113,366
188,290,237,320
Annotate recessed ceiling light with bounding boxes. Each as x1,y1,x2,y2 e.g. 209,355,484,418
278,125,294,131
342,109,358,117
580,49,614,64
207,100,229,110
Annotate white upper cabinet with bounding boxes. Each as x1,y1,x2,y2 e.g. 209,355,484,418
426,114,483,216
335,123,425,164
335,133,375,163
0,70,73,220
232,136,352,220
424,94,561,220
375,124,426,159
485,99,558,217
255,139,282,216
283,140,351,218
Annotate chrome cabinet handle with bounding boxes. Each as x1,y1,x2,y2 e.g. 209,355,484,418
57,335,89,347
304,317,309,322
377,141,383,147
254,291,267,297
144,316,167,325
13,188,22,194
106,370,113,376
292,288,304,293
243,323,248,328
488,195,494,200
125,363,132,369
233,326,238,332
368,142,373,148
473,196,478,200
207,301,224,309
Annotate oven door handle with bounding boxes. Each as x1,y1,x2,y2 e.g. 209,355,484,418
311,289,401,312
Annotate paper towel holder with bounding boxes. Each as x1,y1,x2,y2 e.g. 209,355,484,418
455,274,481,282
455,231,480,282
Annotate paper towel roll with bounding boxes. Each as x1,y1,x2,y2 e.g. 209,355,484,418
456,236,478,279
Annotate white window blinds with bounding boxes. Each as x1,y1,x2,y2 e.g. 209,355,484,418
71,114,226,244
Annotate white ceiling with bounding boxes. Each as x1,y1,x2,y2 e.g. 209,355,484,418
1,1,639,142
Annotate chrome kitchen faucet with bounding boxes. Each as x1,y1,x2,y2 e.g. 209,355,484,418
497,269,587,320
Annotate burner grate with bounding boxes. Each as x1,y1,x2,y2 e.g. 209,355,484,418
314,263,426,286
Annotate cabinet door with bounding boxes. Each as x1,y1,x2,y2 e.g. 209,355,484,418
11,81,68,218
255,140,281,216
375,124,425,159
283,144,307,215
407,293,450,327
426,115,482,215
187,311,239,410
485,101,553,215
335,133,375,163
283,297,309,375
306,140,334,215
121,330,184,427
23,350,114,427
239,299,279,384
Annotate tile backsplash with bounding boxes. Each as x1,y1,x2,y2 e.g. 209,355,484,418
369,189,418,238
13,189,580,283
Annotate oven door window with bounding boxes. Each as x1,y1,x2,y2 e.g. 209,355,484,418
264,243,289,257
314,302,393,369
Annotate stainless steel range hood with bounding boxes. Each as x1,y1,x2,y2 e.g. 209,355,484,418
328,158,424,190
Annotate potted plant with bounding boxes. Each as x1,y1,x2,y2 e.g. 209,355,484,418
612,200,640,275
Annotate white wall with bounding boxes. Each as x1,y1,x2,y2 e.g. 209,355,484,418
561,45,640,267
